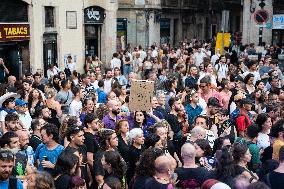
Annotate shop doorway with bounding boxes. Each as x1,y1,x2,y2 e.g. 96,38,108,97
85,25,100,58
43,33,57,76
0,41,29,79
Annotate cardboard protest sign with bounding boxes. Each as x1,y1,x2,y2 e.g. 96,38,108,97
129,80,154,112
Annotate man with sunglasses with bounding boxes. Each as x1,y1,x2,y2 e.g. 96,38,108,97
0,150,23,189
199,76,221,104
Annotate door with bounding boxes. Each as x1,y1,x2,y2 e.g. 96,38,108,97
43,33,57,76
85,25,99,57
0,42,20,80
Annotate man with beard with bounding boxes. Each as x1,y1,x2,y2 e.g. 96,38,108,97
0,150,23,189
154,123,181,166
166,97,183,154
102,100,122,130
36,105,59,127
0,131,30,178
15,130,34,166
34,123,64,173
65,126,90,187
104,68,114,94
3,113,21,134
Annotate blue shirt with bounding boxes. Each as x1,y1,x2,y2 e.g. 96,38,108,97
185,76,198,90
185,103,202,124
34,143,64,172
96,88,107,104
0,178,23,189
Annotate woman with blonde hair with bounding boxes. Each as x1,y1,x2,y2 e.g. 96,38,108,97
45,88,62,118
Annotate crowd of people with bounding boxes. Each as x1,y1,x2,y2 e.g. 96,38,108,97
0,40,284,189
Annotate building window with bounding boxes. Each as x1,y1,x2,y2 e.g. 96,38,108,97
45,6,55,27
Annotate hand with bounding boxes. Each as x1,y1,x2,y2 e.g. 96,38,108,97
42,160,54,169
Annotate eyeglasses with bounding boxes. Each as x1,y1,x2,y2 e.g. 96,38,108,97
199,85,207,88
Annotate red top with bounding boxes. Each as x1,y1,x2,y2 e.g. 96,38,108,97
236,110,251,132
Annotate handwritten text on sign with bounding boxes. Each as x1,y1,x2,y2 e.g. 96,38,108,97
0,24,30,42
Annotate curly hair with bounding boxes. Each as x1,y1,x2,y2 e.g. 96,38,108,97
104,151,126,181
99,129,116,151
135,147,164,177
59,116,78,139
28,88,43,105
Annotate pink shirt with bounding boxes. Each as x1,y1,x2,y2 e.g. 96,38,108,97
200,89,222,103
220,91,232,110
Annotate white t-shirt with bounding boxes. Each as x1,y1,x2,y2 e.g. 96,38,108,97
194,52,206,67
18,112,32,131
0,110,8,122
211,54,220,65
110,58,121,70
104,79,112,94
215,63,228,81
69,100,82,117
257,132,270,150
66,62,76,73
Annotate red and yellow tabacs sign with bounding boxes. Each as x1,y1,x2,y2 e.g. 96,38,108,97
0,24,30,42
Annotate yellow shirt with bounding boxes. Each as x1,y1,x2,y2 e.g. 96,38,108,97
272,139,284,161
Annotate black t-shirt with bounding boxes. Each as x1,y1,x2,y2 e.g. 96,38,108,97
265,171,284,189
144,177,172,189
175,167,209,188
129,176,151,189
117,134,129,162
54,174,72,189
127,145,145,183
29,135,42,151
84,132,99,155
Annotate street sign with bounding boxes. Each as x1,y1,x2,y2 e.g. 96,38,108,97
273,14,284,29
254,10,269,25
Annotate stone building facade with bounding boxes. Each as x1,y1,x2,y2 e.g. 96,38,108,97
117,0,243,48
117,0,161,50
242,0,273,45
0,0,118,77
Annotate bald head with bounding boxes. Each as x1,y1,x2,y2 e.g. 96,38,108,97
181,143,196,159
8,76,16,85
155,155,171,174
15,130,29,148
108,99,120,115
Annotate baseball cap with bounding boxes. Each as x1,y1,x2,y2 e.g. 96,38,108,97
15,99,27,106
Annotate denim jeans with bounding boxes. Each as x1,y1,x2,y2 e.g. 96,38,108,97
123,65,132,77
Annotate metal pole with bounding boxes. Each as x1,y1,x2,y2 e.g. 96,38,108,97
259,27,263,46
